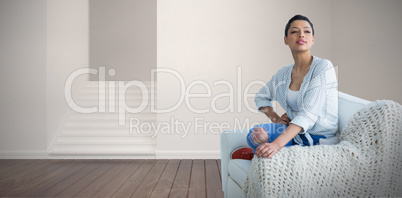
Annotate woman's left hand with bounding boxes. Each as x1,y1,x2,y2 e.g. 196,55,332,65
255,142,281,159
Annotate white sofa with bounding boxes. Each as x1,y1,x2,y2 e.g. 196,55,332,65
220,91,372,198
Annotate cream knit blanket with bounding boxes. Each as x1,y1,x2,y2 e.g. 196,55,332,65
243,100,402,197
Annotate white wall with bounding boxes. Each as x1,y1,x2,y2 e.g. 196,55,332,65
156,0,332,158
332,0,402,104
89,0,156,81
0,0,47,157
0,0,88,158
46,0,89,150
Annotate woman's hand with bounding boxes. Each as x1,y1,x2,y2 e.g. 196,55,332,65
255,142,282,159
272,113,291,125
279,113,291,125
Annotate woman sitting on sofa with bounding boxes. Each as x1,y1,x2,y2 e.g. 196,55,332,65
232,14,338,160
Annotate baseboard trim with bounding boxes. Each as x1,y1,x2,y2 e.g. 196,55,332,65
48,154,156,159
156,150,221,159
0,151,49,159
0,150,221,159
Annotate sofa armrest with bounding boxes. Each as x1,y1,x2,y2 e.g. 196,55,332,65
220,129,250,193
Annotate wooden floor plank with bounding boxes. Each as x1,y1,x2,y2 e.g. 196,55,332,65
112,159,157,198
0,160,56,195
0,160,33,178
0,159,24,169
131,159,169,198
205,159,224,198
217,159,221,181
32,160,101,197
0,160,49,184
56,159,115,197
150,159,180,198
17,160,89,197
169,160,192,198
92,159,144,197
188,160,206,198
6,160,80,197
0,160,12,168
75,160,129,197
0,160,28,171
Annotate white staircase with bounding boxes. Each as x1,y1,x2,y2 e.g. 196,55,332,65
48,81,157,158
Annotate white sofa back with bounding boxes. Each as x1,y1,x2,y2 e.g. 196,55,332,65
337,91,371,134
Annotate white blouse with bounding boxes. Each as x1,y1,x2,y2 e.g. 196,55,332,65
287,87,300,112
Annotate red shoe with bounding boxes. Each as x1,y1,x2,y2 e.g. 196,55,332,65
231,147,254,160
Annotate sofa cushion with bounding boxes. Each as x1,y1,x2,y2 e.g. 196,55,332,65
228,159,252,187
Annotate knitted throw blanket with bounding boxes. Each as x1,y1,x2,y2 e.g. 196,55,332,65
242,100,402,197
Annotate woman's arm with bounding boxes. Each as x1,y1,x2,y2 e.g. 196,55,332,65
260,106,280,123
260,106,291,125
255,70,292,124
273,124,302,147
255,73,279,113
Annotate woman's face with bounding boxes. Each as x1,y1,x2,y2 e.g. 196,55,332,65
284,20,315,53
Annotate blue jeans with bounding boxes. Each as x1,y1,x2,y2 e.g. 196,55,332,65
246,123,326,153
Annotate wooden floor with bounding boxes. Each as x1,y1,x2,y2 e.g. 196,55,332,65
0,159,224,198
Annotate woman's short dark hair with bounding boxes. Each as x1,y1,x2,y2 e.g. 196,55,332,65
285,14,314,37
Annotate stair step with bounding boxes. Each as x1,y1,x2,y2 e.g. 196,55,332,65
64,118,155,124
82,81,157,88
67,112,156,120
71,100,155,107
80,89,156,93
60,128,156,137
66,106,156,114
77,91,156,96
78,85,156,91
67,103,155,110
72,94,156,100
49,144,156,155
63,120,156,127
54,136,156,145
65,114,156,126
72,96,156,101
